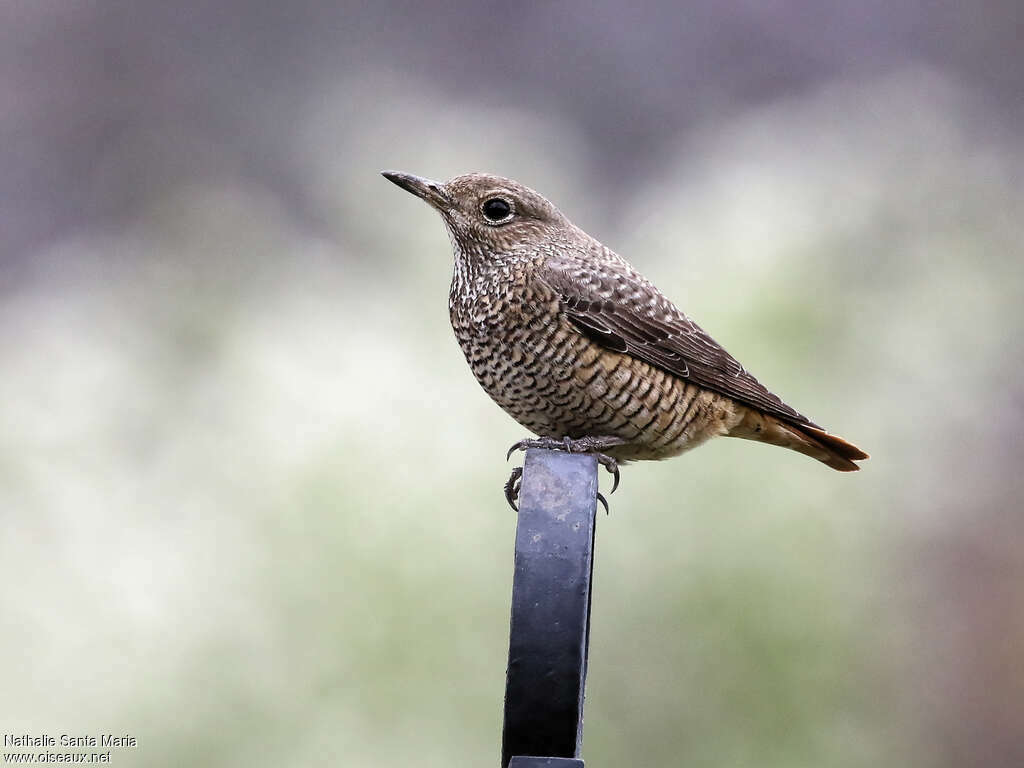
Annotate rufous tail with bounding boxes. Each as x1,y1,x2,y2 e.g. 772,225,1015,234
728,409,869,472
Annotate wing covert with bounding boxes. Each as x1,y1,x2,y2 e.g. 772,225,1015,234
538,256,819,428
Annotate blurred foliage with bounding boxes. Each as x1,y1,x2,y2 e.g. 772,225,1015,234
2,4,1024,767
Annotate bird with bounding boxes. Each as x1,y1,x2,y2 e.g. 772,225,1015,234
381,170,868,509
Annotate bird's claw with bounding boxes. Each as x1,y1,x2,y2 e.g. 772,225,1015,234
504,466,524,511
506,436,578,460
503,435,625,511
595,454,620,494
506,439,530,462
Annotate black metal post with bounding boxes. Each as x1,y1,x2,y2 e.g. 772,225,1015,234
501,449,599,768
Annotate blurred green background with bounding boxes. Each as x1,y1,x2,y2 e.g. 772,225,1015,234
2,2,1023,766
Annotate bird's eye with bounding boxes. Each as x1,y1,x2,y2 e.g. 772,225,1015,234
481,197,513,223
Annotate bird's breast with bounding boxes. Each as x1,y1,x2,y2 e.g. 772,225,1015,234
448,277,740,456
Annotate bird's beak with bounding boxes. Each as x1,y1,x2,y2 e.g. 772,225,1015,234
381,170,450,209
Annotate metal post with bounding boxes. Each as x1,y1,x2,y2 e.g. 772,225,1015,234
501,449,599,768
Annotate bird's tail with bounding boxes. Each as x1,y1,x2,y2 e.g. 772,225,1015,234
728,408,869,472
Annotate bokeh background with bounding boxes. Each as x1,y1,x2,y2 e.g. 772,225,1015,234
2,2,1023,766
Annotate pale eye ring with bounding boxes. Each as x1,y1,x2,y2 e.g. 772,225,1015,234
481,197,514,224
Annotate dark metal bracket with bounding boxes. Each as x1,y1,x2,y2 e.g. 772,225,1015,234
501,449,599,768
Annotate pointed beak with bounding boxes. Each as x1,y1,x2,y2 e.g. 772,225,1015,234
381,170,450,209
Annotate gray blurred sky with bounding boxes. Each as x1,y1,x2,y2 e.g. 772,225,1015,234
2,0,1021,271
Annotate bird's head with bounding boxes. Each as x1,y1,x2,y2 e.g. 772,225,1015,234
381,171,571,257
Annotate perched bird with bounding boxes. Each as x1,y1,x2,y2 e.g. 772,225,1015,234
382,171,868,508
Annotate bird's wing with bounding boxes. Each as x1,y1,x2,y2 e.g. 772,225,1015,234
538,251,819,429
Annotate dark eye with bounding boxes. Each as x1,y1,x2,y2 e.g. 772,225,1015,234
481,197,513,223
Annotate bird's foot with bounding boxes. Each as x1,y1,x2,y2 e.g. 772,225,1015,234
503,435,625,512
503,466,523,512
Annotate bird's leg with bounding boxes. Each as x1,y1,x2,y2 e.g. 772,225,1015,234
504,435,625,509
505,436,575,457
506,435,625,460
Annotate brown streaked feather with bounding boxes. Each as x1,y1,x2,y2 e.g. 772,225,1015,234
539,255,820,430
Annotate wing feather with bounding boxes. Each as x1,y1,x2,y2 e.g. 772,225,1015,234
539,254,820,429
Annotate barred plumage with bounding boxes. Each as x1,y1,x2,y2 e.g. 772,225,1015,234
383,170,868,472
